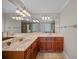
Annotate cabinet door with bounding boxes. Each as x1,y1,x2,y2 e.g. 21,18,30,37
31,42,37,59
39,37,54,52
53,39,57,52
25,53,31,59
24,49,31,59
58,40,63,52
38,37,46,52
45,37,51,52
39,42,47,52
53,37,64,52
56,37,64,52
46,41,52,52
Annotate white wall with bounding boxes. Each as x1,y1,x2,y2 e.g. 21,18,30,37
2,14,5,32
60,0,77,59
2,13,21,33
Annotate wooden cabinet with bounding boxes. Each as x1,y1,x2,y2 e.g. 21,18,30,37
3,40,38,59
38,37,64,52
2,37,64,59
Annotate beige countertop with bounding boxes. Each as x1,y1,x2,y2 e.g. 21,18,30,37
2,33,64,51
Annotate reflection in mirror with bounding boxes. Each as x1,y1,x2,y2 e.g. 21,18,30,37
21,20,55,33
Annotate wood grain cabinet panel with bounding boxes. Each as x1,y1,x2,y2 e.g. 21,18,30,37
2,51,24,59
39,42,47,52
53,37,64,52
38,37,64,52
46,42,52,51
24,49,31,59
38,37,46,52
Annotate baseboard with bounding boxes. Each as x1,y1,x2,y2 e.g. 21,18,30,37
63,52,71,59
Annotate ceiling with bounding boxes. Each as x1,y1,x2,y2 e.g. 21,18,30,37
2,0,69,13
21,0,69,13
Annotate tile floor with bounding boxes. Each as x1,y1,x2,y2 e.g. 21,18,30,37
36,52,66,59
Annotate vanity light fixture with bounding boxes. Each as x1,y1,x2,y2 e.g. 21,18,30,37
26,12,31,17
42,16,50,20
36,20,39,22
16,9,26,17
33,20,39,22
12,16,24,21
22,10,31,17
16,8,31,17
19,12,26,17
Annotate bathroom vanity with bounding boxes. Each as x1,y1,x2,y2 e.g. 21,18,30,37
2,33,64,59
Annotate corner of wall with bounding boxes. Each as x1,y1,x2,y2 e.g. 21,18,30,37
63,52,71,59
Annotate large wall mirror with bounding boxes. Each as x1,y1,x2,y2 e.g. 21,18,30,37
21,21,55,33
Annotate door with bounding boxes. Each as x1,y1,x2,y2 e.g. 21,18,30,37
21,23,27,33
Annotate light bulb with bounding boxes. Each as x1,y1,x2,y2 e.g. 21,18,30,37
36,20,39,22
48,17,50,19
20,12,23,16
22,14,26,17
18,17,21,20
20,12,26,17
16,10,20,13
22,10,31,16
22,10,26,13
25,12,31,16
45,17,47,20
42,17,44,20
33,20,36,22
16,17,19,20
27,13,31,16
12,17,15,19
